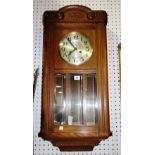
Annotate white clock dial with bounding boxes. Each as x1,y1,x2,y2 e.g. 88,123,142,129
59,32,93,65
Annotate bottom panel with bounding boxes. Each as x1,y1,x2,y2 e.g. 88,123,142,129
38,131,112,151
53,138,100,151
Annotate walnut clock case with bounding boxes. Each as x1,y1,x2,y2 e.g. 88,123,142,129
39,5,112,151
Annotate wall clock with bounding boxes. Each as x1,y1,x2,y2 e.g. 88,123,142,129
39,5,112,151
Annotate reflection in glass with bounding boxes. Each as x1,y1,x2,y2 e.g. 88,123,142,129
68,74,82,125
54,74,65,124
85,74,97,125
54,73,97,126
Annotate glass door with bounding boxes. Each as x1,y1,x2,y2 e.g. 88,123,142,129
54,73,97,126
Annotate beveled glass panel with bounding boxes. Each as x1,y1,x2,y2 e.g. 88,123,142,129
68,74,82,125
53,73,97,126
85,74,97,125
54,74,66,124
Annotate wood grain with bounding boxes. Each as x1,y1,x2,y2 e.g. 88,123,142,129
39,5,111,151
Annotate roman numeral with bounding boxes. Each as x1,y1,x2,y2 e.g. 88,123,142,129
84,40,87,45
86,46,89,51
80,57,84,61
63,53,67,57
67,37,71,41
63,42,67,46
74,35,78,40
61,47,65,51
81,37,83,41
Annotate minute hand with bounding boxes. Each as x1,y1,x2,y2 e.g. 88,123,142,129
67,38,77,50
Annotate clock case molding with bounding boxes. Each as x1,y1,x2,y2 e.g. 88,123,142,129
39,5,112,151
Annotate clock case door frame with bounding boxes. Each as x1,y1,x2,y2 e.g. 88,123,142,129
39,5,112,151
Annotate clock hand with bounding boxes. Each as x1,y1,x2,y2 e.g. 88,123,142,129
68,48,76,56
67,38,77,50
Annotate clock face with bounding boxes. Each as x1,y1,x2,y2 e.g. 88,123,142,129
59,32,93,65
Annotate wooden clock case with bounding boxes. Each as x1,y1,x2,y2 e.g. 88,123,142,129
39,5,112,151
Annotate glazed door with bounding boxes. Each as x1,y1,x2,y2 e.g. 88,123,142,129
54,73,97,126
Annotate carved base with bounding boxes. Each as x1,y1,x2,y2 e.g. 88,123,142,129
38,130,112,151
39,132,103,151
52,139,100,151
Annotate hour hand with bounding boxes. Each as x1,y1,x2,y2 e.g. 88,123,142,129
68,48,76,56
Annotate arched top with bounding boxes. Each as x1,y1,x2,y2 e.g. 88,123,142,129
43,5,107,24
59,5,92,13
